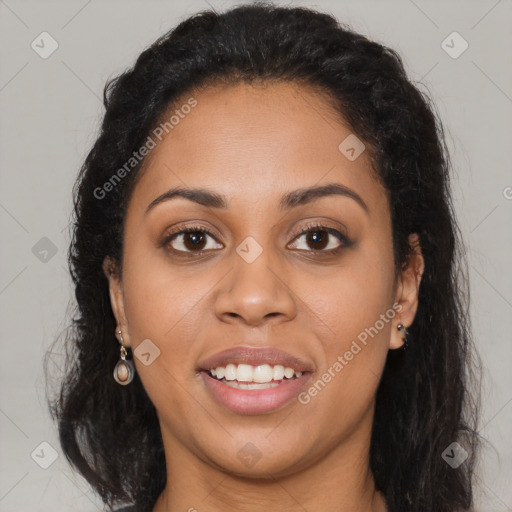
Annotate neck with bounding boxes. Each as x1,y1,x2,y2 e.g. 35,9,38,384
153,408,387,512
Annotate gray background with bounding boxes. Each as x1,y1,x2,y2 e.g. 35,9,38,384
0,0,511,510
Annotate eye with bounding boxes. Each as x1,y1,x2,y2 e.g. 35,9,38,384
162,225,222,256
288,223,350,255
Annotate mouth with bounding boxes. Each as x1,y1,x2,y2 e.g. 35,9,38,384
200,363,312,415
197,346,313,415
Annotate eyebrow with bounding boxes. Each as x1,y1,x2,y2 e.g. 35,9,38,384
144,182,369,215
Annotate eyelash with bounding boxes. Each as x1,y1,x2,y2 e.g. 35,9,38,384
161,222,351,258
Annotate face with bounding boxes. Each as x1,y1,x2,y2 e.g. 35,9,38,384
105,81,423,478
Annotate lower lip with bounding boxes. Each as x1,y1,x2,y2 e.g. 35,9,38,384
201,371,310,415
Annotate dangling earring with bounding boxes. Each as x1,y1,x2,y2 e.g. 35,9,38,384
113,329,134,385
397,323,409,351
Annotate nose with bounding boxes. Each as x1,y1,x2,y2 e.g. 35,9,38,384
213,248,297,327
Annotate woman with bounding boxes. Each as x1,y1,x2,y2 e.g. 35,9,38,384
46,2,481,511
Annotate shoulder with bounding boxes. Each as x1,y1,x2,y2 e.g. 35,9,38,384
111,507,137,512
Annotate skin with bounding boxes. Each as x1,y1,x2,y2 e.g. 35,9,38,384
104,81,424,512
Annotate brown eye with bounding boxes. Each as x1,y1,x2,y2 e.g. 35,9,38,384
288,224,349,254
181,231,208,251
163,226,223,255
304,230,329,250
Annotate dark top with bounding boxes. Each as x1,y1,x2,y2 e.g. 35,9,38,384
112,507,137,512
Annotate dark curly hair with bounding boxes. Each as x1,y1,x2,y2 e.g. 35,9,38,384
45,2,481,511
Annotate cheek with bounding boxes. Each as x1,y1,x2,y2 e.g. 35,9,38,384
120,241,210,389
120,262,209,423
318,240,396,345
300,238,396,412
121,228,205,335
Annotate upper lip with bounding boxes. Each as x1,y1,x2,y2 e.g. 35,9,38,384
198,346,314,373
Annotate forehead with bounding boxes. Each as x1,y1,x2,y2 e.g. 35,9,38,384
128,81,386,216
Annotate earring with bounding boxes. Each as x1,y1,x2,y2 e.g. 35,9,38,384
397,323,409,350
113,329,134,385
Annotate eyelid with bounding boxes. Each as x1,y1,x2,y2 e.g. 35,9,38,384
289,219,349,241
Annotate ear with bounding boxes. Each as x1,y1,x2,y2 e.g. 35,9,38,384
103,256,131,348
389,233,425,350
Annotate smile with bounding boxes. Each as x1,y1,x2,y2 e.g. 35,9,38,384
201,366,311,415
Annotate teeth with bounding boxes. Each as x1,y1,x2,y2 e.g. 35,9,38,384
237,363,254,382
284,367,294,379
253,364,273,383
273,365,285,380
224,363,237,381
208,363,304,383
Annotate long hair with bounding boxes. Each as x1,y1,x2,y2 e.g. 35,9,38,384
45,3,481,511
